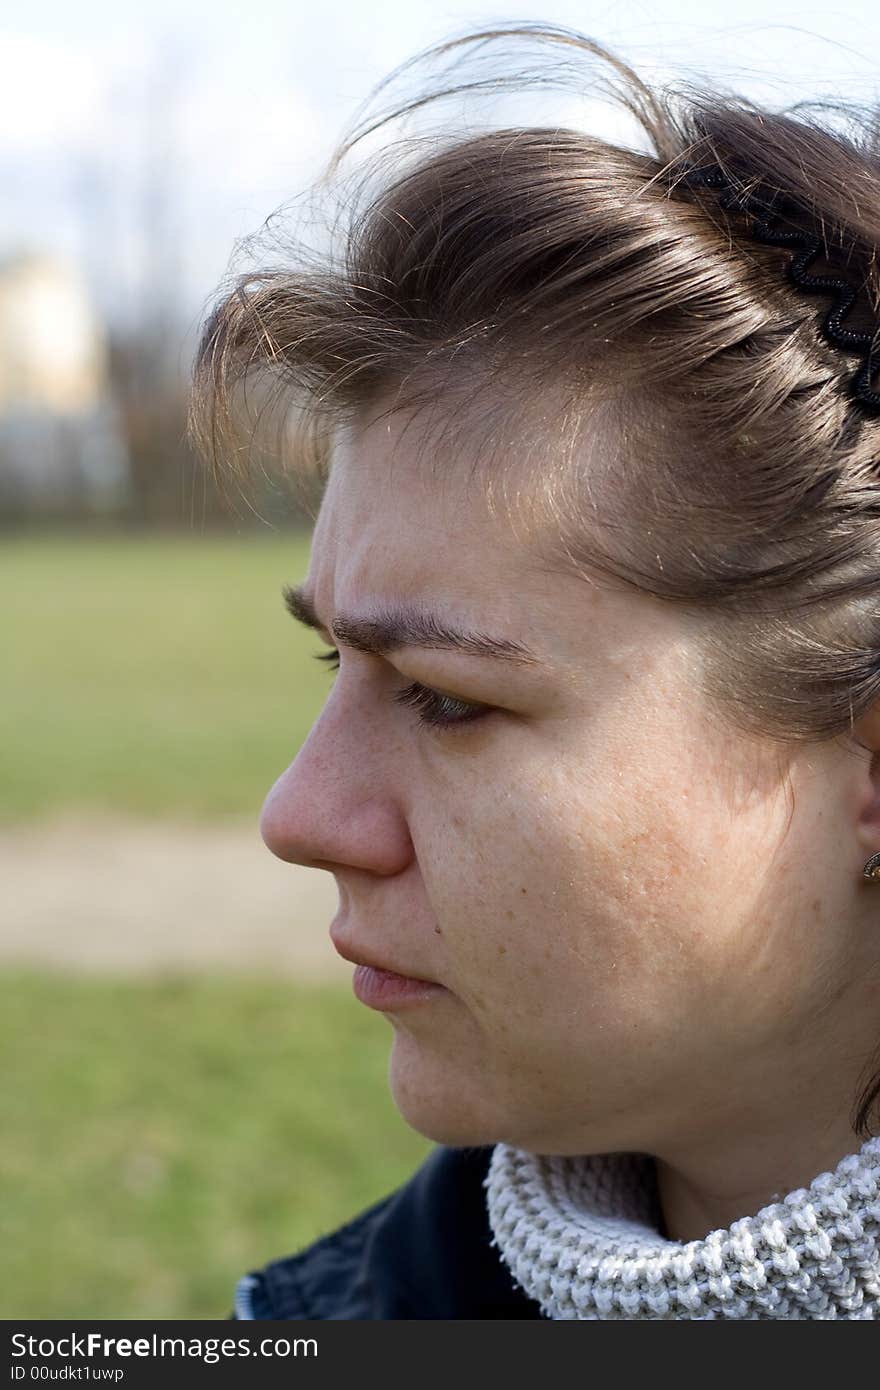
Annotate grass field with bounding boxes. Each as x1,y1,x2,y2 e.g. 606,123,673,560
1,970,431,1318
2,530,333,822
2,532,434,1319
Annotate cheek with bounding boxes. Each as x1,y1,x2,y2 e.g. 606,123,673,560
426,733,807,1055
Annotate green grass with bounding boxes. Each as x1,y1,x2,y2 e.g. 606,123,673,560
1,531,337,822
0,970,431,1318
1,537,434,1317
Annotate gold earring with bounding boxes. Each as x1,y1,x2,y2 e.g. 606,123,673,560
864,852,880,880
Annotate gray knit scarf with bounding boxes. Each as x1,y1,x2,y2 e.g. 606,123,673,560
484,1135,880,1318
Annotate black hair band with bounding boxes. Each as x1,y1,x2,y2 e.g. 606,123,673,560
680,163,880,415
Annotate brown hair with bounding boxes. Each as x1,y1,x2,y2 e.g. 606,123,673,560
188,23,880,1136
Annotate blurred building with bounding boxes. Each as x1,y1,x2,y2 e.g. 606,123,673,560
0,251,129,520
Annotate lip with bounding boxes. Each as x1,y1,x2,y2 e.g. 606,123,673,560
351,963,447,1011
329,921,447,1011
329,927,438,986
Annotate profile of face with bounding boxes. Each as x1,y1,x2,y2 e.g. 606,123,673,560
260,398,880,1166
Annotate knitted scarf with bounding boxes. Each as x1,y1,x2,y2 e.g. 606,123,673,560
484,1135,880,1319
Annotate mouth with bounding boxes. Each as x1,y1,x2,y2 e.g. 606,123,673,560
350,962,447,1011
329,923,447,1011
329,922,437,983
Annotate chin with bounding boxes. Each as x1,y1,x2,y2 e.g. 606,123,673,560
387,1030,506,1148
386,1030,637,1158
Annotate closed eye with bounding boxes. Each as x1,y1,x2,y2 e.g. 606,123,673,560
313,647,492,731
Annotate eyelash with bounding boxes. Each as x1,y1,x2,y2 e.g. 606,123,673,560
313,648,490,731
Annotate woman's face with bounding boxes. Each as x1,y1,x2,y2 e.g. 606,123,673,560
261,403,879,1159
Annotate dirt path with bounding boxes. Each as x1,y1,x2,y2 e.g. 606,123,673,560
0,815,350,979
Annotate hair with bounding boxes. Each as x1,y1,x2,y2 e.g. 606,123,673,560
188,23,880,1137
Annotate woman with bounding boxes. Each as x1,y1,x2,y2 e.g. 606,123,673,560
190,24,880,1318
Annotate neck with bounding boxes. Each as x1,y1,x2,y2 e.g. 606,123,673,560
655,1112,867,1241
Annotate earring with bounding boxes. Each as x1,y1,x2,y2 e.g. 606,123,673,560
864,852,880,880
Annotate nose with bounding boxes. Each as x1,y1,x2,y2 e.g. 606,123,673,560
259,689,413,876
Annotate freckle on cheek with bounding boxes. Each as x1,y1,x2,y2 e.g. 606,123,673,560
497,944,507,957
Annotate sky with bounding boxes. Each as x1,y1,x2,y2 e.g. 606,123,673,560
2,0,878,362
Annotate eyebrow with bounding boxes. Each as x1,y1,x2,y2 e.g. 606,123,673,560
283,583,542,667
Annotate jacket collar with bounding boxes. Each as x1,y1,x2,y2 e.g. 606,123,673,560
244,1145,544,1320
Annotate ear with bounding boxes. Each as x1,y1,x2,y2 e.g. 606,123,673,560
849,703,880,862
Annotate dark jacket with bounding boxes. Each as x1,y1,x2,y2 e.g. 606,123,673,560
232,1143,544,1320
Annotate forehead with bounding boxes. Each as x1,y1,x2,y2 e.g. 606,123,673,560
297,394,708,710
307,403,555,620
300,396,696,685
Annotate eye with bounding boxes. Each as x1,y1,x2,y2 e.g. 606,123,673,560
313,648,491,731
